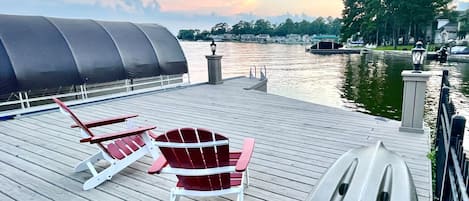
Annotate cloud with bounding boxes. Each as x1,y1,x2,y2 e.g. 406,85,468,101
62,0,160,13
157,0,257,15
156,0,342,17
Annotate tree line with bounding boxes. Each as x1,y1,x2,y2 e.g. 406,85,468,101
177,17,341,41
341,0,454,47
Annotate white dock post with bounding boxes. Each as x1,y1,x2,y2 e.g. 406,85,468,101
399,71,431,133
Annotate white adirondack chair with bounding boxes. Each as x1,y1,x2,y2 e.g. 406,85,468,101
53,97,159,190
148,128,255,201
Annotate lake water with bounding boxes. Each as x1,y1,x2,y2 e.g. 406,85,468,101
180,41,469,143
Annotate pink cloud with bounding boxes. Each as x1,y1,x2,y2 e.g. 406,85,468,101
63,0,159,13
157,0,342,17
158,0,257,15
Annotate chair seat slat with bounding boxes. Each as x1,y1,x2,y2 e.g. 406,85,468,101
115,139,132,155
107,143,126,160
154,140,229,148
131,136,145,147
122,137,139,151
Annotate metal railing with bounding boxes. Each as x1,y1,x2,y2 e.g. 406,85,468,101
435,69,468,201
249,65,267,80
0,74,187,112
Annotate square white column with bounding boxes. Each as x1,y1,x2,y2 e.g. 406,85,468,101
399,71,431,133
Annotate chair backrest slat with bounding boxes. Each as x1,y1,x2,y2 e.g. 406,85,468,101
180,128,211,190
52,98,113,159
52,98,94,137
155,128,231,191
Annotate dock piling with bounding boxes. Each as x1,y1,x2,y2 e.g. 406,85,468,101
399,70,431,133
206,55,223,85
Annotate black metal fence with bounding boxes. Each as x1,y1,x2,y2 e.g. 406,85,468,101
435,70,468,201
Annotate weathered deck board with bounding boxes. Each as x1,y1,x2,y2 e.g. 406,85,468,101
0,77,431,201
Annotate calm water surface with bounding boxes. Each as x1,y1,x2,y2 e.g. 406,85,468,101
181,41,469,143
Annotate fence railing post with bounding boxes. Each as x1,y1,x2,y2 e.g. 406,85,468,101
436,70,449,146
451,115,466,147
434,70,469,200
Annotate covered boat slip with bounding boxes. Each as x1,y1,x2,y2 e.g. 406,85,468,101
0,14,187,94
0,77,431,201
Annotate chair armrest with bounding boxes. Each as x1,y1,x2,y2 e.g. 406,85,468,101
83,126,156,144
235,138,255,172
148,155,168,174
71,114,138,128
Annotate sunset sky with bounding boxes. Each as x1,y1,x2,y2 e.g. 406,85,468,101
0,0,468,34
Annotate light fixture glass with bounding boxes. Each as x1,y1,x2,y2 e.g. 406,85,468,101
210,40,216,55
411,41,425,71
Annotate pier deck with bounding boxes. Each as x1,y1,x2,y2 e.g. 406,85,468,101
0,77,431,201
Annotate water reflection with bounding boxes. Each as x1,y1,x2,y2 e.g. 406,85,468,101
181,41,468,126
342,54,403,119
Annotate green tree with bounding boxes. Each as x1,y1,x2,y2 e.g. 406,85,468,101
195,30,211,41
231,21,253,35
297,20,310,34
211,22,230,35
459,10,469,39
275,18,295,36
253,19,273,35
341,0,453,46
177,29,196,40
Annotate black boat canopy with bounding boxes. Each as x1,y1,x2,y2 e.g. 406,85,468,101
0,14,188,94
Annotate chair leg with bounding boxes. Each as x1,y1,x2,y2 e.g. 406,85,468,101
74,151,104,173
237,191,244,201
170,189,180,201
141,133,159,159
245,168,250,187
82,165,115,190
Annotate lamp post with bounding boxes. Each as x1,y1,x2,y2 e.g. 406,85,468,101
411,41,425,72
210,39,217,55
206,39,222,84
400,41,431,133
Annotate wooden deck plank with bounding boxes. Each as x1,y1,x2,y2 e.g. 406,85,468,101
0,192,16,201
0,77,432,201
0,152,90,201
81,100,428,162
0,174,51,201
84,101,430,172
104,93,429,151
4,117,309,201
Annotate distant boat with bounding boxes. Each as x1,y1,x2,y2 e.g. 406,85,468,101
310,41,343,50
306,41,361,54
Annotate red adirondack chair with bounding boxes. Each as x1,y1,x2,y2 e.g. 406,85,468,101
148,128,255,201
52,97,159,190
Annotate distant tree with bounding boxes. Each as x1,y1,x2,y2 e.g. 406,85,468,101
195,30,211,40
296,20,310,34
274,18,295,36
231,20,254,35
341,0,453,46
182,17,343,39
330,18,342,35
177,29,196,40
211,22,230,35
253,19,273,35
458,10,469,39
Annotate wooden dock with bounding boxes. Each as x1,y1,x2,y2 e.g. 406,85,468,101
0,77,431,201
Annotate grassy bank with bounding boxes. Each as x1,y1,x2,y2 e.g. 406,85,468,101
373,45,438,51
373,45,414,51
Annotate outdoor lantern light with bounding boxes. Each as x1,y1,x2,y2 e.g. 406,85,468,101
411,41,426,72
210,39,216,55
